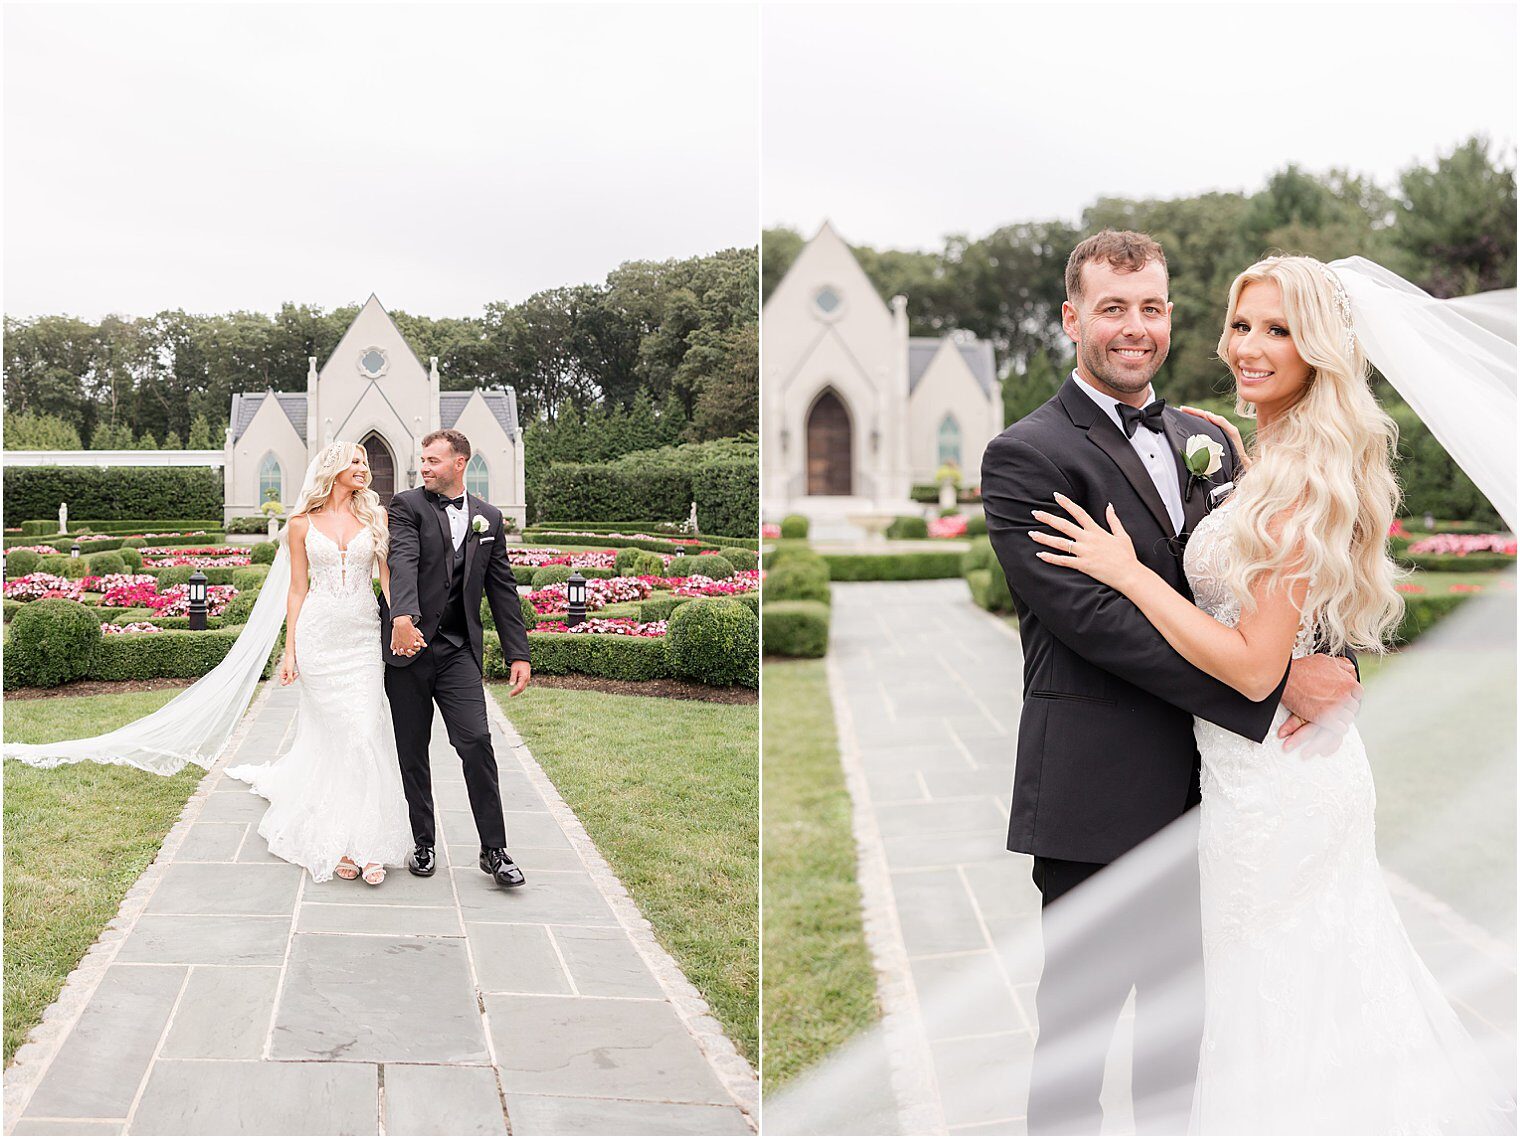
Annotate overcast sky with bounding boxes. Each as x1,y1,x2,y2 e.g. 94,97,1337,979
764,3,1517,251
3,3,759,321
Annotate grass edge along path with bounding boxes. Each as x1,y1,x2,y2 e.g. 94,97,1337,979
2,687,202,1066
760,657,878,1090
489,684,759,1064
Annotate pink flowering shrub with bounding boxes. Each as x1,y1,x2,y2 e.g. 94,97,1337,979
761,523,781,539
525,576,652,613
1396,583,1427,594
1406,534,1516,557
98,578,174,609
140,545,252,569
928,515,968,539
152,584,238,618
1450,584,1485,593
669,569,762,597
4,545,60,556
534,617,669,638
4,574,86,602
1388,520,1409,539
101,621,165,635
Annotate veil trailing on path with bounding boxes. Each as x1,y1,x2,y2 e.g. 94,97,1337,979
1330,257,1516,529
0,457,333,776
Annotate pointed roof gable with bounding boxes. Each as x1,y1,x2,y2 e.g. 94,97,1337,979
231,390,307,443
316,294,430,381
765,220,895,323
908,335,998,398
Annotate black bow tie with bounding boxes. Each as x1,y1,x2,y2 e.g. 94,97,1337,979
1118,398,1167,439
429,492,465,511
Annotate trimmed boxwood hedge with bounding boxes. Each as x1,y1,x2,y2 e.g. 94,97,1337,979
719,547,759,571
4,549,40,576
636,591,758,623
666,554,736,580
764,561,831,604
4,469,222,522
1396,552,1515,573
966,566,1016,614
155,565,260,589
17,518,222,536
666,597,759,688
885,515,929,539
520,531,754,554
780,514,808,540
86,551,128,576
5,598,102,687
691,459,759,539
484,631,670,681
88,626,252,681
1392,592,1480,646
823,551,965,582
762,600,830,658
531,565,576,589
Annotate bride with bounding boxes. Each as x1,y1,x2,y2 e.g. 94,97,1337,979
224,442,413,884
4,441,415,886
1030,255,1512,1133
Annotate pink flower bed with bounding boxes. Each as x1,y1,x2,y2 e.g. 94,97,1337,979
1450,584,1486,593
668,569,762,597
139,545,252,569
1396,584,1427,594
101,621,165,635
152,584,238,618
123,531,213,540
526,576,652,613
506,548,619,570
928,515,968,538
1405,533,1516,557
4,545,60,555
1388,520,1410,539
534,617,669,638
4,574,87,602
761,523,781,539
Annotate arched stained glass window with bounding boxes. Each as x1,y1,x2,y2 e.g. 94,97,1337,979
466,455,489,500
937,415,962,469
258,453,283,503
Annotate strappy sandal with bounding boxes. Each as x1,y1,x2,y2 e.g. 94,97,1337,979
335,856,361,881
361,863,386,886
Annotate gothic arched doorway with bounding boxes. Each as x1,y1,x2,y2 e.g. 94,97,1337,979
360,432,397,507
806,389,852,495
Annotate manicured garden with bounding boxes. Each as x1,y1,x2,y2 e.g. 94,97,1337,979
3,687,202,1065
490,683,759,1063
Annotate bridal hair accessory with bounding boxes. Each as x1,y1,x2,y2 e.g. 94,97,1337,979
1314,260,1358,354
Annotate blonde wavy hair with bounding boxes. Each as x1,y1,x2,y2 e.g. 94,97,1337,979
1216,255,1404,655
286,441,389,561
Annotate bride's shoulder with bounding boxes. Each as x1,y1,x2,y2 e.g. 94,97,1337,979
287,512,310,534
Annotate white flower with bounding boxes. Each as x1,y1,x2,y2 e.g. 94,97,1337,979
1184,434,1224,477
471,514,488,534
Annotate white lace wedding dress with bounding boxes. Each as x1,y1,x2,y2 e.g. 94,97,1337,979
226,524,412,881
1184,497,1511,1134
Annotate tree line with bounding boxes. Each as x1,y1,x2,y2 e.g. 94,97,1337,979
764,136,1516,422
3,247,759,458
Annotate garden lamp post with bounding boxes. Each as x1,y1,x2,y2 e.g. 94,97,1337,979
70,541,81,560
674,545,686,558
566,571,587,629
187,570,209,631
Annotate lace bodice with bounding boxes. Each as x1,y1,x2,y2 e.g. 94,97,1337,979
1183,496,1316,660
303,520,376,598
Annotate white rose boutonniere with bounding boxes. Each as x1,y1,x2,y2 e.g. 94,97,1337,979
471,514,488,535
1183,434,1224,502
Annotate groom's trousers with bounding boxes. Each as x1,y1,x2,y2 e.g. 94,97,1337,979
1025,838,1204,1135
384,639,507,851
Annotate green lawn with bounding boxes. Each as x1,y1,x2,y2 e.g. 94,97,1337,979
760,658,877,1091
3,688,203,1065
489,684,759,1064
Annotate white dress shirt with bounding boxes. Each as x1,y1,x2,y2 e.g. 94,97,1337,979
443,497,467,550
1071,371,1184,533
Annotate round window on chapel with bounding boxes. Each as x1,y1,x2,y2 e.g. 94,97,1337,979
358,348,389,378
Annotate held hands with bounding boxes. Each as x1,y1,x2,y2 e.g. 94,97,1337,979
1278,654,1362,756
390,616,426,658
1030,492,1142,592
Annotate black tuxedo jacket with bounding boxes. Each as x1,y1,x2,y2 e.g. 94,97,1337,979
380,487,531,671
981,377,1286,864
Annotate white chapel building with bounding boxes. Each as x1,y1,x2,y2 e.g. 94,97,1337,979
223,295,526,528
761,222,1004,522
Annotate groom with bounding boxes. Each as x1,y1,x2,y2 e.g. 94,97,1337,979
382,428,533,889
981,231,1362,1133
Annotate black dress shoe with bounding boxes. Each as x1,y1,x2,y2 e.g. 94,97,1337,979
480,847,525,889
408,845,436,877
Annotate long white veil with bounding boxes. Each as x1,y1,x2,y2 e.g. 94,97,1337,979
1331,256,1516,529
0,456,328,776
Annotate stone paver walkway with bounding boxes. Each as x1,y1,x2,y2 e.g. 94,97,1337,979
5,679,755,1136
796,578,1516,1135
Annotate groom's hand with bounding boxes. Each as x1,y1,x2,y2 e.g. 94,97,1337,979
391,615,424,657
507,660,531,697
1279,655,1362,755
